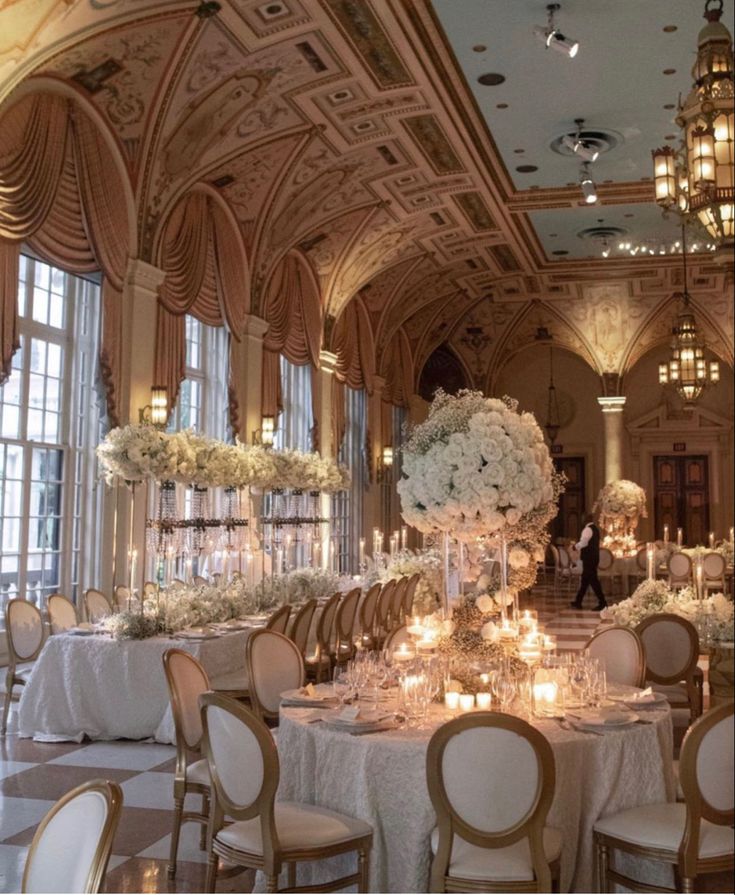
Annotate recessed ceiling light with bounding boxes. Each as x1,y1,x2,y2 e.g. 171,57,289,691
662,25,677,33
663,103,676,109
665,134,676,140
549,233,558,237
516,165,538,173
514,149,525,154
663,68,676,75
552,250,569,256
624,213,634,218
472,44,487,52
478,72,505,85
496,103,509,109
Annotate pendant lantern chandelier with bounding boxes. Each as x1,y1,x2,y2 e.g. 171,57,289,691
658,227,721,404
535,327,561,444
651,0,734,260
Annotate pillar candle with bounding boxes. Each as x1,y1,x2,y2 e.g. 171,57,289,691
646,543,655,581
677,527,683,547
401,526,408,550
359,538,365,568
476,692,492,710
459,694,475,712
663,524,670,544
708,531,715,548
444,691,460,711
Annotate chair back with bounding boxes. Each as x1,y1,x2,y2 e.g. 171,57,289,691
288,599,317,657
84,589,112,623
22,780,122,894
390,578,408,627
585,626,645,688
7,599,44,664
193,575,208,586
47,594,77,635
334,587,361,648
678,701,735,877
667,552,692,583
265,604,291,634
557,546,571,570
162,648,210,752
112,586,131,612
598,548,614,571
636,613,699,685
549,544,560,569
358,583,381,643
376,580,396,632
702,551,726,581
246,629,304,722
403,574,421,617
142,581,158,602
200,694,279,846
384,625,411,654
427,712,556,893
635,547,648,573
315,593,340,658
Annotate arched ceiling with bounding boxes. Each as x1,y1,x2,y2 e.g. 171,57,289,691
1,0,732,384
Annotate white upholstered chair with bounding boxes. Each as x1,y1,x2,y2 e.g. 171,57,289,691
668,552,692,589
584,626,646,688
84,588,112,622
193,575,209,586
556,545,574,593
358,583,381,649
265,604,291,635
331,587,361,665
245,629,304,725
162,648,212,878
702,552,726,593
389,578,409,629
636,613,702,726
402,573,422,617
427,712,561,893
2,599,45,735
594,701,734,893
112,585,132,612
47,593,78,635
374,580,396,646
22,779,122,893
201,693,372,893
287,599,317,659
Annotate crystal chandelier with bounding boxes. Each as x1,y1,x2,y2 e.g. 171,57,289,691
658,229,721,404
651,0,734,260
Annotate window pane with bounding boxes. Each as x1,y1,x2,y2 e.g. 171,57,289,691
32,286,49,325
48,294,64,329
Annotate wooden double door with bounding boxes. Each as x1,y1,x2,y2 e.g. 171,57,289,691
552,457,586,542
653,455,710,545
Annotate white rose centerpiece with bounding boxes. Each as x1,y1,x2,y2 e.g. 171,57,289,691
593,479,647,556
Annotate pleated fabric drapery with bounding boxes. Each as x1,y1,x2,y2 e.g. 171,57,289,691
332,296,375,395
261,251,322,418
0,92,131,423
155,190,249,408
331,375,346,456
381,327,414,408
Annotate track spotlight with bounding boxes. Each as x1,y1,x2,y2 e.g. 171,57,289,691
579,163,597,204
534,4,579,58
562,119,599,162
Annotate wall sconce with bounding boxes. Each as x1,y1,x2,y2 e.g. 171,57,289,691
253,415,276,448
378,445,394,482
139,385,168,429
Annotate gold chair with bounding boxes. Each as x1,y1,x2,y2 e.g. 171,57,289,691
330,587,361,666
200,693,372,893
389,578,408,629
584,625,646,688
702,552,727,594
305,592,340,683
84,588,113,622
427,712,561,893
162,649,212,878
47,593,78,635
287,599,317,660
358,583,381,649
594,701,734,893
112,585,133,612
22,779,122,893
636,613,702,726
3,599,45,735
246,629,304,725
374,580,396,647
668,552,693,590
402,573,422,617
265,604,291,635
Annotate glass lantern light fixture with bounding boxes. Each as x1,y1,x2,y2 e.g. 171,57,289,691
651,0,734,260
253,414,276,447
139,385,169,429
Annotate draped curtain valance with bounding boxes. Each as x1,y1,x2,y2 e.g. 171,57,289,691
0,92,132,424
155,190,249,410
381,327,414,408
261,251,322,417
332,296,375,394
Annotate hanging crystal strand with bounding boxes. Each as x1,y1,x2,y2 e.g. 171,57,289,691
442,531,451,614
499,533,509,627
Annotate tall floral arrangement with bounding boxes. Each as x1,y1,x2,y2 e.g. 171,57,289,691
593,479,647,556
365,548,443,616
397,390,560,543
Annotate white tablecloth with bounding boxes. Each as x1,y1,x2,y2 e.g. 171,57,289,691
17,629,254,743
270,703,675,893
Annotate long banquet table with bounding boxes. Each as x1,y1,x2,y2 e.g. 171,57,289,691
271,701,676,894
17,627,255,743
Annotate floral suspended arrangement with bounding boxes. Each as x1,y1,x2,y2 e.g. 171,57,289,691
593,479,647,557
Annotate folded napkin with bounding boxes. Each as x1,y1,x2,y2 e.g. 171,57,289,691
574,709,632,726
627,687,657,704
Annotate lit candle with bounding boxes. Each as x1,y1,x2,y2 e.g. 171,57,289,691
708,531,715,548
663,524,670,544
128,548,137,595
166,546,175,587
459,694,475,712
407,617,424,638
499,621,517,641
479,673,490,686
647,543,655,581
543,634,557,652
359,538,365,568
276,548,284,576
695,562,704,601
401,526,408,550
476,692,492,710
730,526,734,546
390,535,397,557
284,534,292,571
444,691,460,711
677,527,684,547
373,528,381,558
393,642,413,664
519,609,537,635
185,557,193,583
533,681,558,715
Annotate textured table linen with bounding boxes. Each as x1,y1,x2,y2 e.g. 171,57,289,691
270,704,675,893
17,629,253,743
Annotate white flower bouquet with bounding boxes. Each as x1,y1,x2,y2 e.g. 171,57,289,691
366,548,443,615
594,479,647,532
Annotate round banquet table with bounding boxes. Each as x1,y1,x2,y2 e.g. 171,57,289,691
17,627,255,743
271,701,675,894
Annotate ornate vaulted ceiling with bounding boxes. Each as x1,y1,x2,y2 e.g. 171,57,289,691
1,0,732,393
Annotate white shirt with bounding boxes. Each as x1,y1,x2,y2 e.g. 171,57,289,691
575,524,594,552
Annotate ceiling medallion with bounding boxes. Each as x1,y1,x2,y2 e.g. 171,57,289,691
651,0,734,263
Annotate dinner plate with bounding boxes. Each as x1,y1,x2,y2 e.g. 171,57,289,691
622,693,668,710
280,687,338,707
322,715,396,734
568,710,639,731
67,627,95,636
174,629,220,641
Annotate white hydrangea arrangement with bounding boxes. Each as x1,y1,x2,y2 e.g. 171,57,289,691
96,426,350,492
602,580,734,643
366,548,443,615
594,479,647,533
397,390,558,542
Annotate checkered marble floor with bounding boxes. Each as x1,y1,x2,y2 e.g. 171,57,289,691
0,580,687,895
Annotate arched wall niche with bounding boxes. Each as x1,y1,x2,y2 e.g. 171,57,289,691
418,343,471,402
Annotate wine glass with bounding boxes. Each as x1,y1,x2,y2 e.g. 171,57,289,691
332,667,351,705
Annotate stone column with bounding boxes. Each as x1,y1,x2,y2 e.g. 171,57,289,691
314,351,339,569
597,396,627,483
230,314,269,444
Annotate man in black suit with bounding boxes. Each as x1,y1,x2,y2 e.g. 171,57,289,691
570,514,607,611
